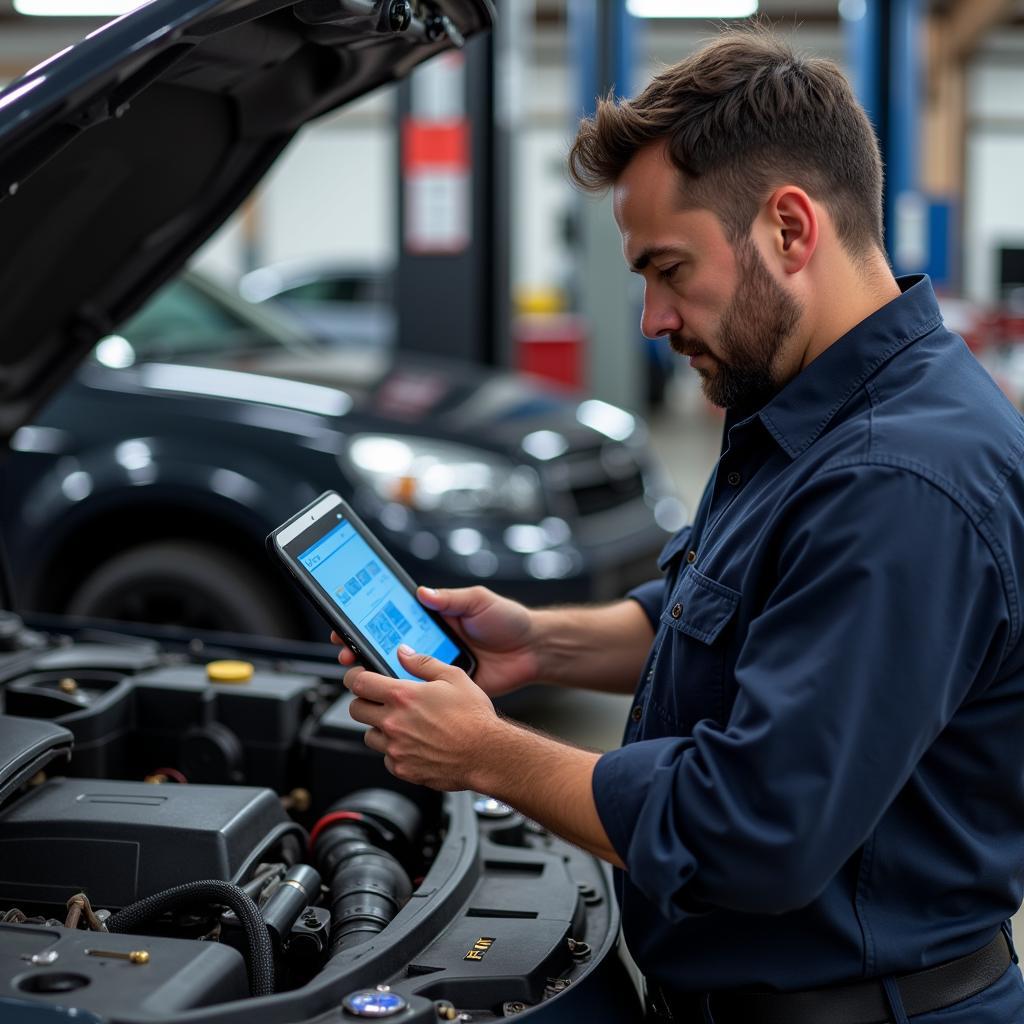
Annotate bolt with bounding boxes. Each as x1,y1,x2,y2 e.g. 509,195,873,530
58,678,78,694
375,983,391,992
28,950,59,966
85,949,149,964
283,787,311,813
435,1002,458,1021
387,0,411,32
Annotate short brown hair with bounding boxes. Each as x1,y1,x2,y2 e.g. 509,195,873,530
568,27,884,257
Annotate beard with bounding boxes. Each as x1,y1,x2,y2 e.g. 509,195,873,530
670,238,803,413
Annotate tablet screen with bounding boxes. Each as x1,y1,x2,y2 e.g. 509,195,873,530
298,519,460,676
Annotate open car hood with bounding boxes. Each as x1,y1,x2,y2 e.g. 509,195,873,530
0,0,493,445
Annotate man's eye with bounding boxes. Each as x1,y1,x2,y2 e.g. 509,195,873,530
658,264,680,282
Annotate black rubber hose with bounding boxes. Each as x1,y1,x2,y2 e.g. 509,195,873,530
315,824,412,955
107,880,274,997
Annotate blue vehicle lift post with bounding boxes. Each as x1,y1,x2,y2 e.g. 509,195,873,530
568,0,647,412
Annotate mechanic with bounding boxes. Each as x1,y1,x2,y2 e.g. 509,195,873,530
336,28,1024,1024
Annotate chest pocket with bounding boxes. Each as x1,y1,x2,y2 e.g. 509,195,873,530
650,568,741,734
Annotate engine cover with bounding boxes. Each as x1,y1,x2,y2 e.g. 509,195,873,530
0,778,301,911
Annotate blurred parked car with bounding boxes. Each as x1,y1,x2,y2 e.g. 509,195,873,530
239,260,396,349
0,271,682,638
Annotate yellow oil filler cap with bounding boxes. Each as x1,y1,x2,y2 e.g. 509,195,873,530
206,660,255,684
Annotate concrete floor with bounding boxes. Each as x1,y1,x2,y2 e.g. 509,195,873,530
509,368,1024,953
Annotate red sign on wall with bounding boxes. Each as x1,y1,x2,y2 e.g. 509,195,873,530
402,54,470,255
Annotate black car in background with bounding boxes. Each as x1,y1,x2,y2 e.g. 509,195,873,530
0,270,680,638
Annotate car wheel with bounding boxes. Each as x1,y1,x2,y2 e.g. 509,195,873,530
65,541,294,636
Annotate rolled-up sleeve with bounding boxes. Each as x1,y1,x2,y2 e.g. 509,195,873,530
626,580,665,628
592,464,1012,919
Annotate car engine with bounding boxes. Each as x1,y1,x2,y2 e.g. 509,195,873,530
0,612,639,1022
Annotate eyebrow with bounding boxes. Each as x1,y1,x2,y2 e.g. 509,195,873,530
629,245,690,273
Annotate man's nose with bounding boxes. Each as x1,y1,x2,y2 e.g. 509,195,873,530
640,289,683,341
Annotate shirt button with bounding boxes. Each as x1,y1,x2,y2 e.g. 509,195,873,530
671,603,683,619
685,550,697,564
631,705,643,722
727,471,742,486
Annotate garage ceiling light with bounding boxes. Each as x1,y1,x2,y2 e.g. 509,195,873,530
626,0,758,16
13,0,144,15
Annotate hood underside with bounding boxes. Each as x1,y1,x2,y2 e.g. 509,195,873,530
0,0,493,443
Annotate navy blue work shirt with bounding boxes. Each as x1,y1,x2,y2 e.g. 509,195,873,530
593,276,1024,993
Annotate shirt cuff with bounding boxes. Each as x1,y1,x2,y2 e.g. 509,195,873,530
592,739,703,919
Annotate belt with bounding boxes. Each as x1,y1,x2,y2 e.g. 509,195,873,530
654,931,1012,1024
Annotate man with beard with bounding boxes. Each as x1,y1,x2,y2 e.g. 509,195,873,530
336,28,1024,1023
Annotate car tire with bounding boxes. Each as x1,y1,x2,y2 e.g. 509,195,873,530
65,540,294,636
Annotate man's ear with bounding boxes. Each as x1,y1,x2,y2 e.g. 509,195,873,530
762,186,818,274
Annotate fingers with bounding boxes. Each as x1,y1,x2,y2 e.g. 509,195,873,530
332,631,357,666
396,643,465,684
363,727,386,754
418,585,492,618
344,648,463,705
349,696,385,729
345,665,417,704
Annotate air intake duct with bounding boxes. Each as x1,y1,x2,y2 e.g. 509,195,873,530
310,789,421,956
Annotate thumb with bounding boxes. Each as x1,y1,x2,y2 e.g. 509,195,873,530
397,643,463,683
418,585,491,618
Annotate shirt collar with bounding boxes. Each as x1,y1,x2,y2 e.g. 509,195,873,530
755,274,943,460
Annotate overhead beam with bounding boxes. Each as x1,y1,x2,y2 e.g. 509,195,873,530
923,0,1013,196
941,0,1014,62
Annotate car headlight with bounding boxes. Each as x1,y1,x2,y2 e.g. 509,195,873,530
344,435,543,518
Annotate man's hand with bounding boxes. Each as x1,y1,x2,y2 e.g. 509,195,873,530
344,644,503,790
344,642,624,868
334,585,540,698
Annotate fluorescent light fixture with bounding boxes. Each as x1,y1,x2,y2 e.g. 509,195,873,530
13,0,144,15
626,0,758,17
838,0,866,21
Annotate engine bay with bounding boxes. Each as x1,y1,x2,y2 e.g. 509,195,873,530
0,612,639,1022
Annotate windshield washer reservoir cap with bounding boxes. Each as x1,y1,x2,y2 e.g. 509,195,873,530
342,988,407,1017
206,660,254,684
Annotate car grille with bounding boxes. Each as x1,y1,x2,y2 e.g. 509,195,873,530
546,444,647,518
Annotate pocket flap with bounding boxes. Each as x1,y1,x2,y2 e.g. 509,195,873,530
660,569,740,644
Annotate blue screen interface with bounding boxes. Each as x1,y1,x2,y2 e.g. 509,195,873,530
298,519,460,676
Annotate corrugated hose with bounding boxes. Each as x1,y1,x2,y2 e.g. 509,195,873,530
107,879,274,997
